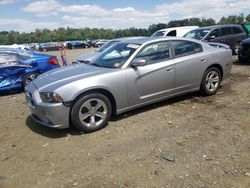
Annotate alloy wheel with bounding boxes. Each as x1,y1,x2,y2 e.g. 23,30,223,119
25,74,38,85
205,71,219,92
78,98,108,128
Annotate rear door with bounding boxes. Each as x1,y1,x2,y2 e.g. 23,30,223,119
170,40,207,93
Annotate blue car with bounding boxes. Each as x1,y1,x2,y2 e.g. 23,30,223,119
0,48,60,92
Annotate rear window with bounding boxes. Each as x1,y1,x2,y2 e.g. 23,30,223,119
232,26,243,34
171,40,203,58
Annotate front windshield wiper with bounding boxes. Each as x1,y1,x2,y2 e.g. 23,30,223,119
91,63,102,67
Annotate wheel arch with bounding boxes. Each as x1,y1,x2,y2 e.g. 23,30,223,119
22,72,40,88
206,64,223,79
71,88,117,117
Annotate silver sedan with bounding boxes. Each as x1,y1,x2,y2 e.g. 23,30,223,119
25,37,233,132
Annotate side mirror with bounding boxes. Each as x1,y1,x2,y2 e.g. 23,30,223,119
131,58,146,68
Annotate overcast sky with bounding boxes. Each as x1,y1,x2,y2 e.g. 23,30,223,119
0,0,250,32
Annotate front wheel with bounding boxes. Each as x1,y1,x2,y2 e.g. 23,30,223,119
22,72,39,87
71,93,112,133
200,67,221,96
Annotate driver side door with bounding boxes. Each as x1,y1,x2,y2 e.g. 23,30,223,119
126,41,175,107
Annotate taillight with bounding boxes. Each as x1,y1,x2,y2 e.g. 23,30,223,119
48,56,58,65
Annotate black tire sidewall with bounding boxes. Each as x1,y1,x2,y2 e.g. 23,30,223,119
22,72,39,88
71,93,112,133
201,67,221,96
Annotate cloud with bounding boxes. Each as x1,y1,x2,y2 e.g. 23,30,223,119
21,0,61,17
0,0,19,5
60,4,110,17
0,18,60,32
6,0,250,31
155,0,250,20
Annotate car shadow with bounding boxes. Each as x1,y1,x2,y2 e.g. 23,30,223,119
233,59,250,66
0,90,22,96
26,116,82,138
25,92,201,138
111,92,201,122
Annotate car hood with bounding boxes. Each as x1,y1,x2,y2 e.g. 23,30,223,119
74,51,99,63
32,64,113,91
241,38,250,45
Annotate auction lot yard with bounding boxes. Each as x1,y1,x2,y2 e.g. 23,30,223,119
0,49,250,188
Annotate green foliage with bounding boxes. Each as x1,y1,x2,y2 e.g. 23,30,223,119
219,13,245,24
246,14,250,22
0,13,247,45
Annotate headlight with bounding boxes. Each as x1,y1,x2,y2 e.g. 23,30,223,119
40,92,63,103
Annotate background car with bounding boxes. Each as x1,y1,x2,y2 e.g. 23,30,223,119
39,42,60,51
67,41,91,49
73,37,144,64
151,26,199,37
238,38,250,63
89,39,99,47
0,48,60,92
94,40,108,48
25,37,232,133
184,24,247,54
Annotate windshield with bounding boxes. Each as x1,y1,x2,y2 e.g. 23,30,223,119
151,31,166,37
91,42,140,68
95,40,118,52
184,29,211,40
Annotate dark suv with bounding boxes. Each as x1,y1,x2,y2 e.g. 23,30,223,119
184,24,247,54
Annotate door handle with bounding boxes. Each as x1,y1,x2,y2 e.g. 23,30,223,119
166,67,173,71
200,58,207,62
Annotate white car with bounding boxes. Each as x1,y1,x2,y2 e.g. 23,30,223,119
151,26,199,37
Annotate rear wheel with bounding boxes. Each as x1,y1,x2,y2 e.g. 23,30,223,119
22,72,39,87
71,93,112,133
200,67,221,96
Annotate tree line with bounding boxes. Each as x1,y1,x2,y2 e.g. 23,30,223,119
0,13,249,45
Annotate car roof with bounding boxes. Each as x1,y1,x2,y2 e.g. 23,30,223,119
112,36,146,42
120,36,203,45
196,24,242,30
157,26,199,32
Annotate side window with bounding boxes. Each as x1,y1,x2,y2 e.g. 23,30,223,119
167,30,176,36
136,42,170,65
208,29,219,38
232,27,243,34
221,27,232,36
171,40,203,58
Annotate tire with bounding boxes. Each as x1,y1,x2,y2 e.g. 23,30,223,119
71,93,112,133
234,42,240,55
200,67,221,96
22,72,40,87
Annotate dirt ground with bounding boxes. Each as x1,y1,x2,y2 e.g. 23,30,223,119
0,49,250,188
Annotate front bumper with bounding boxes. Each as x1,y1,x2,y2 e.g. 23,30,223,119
238,46,250,62
25,83,70,129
